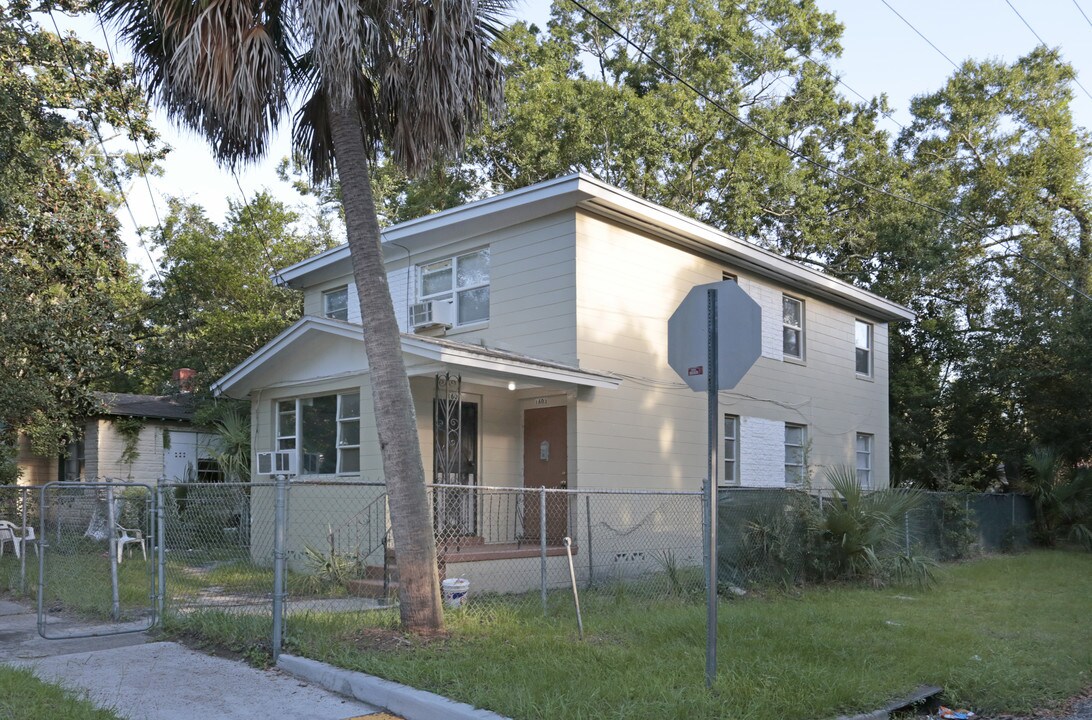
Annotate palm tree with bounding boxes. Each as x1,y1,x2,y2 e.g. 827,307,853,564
100,0,507,632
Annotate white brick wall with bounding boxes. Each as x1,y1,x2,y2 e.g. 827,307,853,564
739,278,783,361
739,416,785,487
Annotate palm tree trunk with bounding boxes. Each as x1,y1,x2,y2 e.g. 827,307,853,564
327,102,444,634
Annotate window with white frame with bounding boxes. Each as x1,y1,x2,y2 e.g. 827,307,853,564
856,433,873,489
275,392,361,475
723,414,740,485
418,248,490,325
782,295,804,360
323,286,349,321
855,320,872,376
784,423,807,486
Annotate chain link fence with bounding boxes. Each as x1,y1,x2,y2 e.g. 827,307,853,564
0,480,1035,648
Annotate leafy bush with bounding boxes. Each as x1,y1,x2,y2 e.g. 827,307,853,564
1024,448,1092,550
809,467,935,587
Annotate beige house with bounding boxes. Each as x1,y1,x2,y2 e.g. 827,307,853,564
14,392,217,485
215,175,913,582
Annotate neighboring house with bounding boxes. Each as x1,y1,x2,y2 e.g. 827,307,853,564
14,391,217,484
214,174,914,582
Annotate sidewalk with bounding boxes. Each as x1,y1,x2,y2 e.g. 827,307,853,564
0,599,385,720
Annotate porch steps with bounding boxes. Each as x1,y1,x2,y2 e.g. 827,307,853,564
344,536,484,599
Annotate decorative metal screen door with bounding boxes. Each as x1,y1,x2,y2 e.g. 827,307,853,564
434,374,479,537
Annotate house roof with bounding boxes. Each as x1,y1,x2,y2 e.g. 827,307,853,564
212,316,622,398
275,173,914,323
92,392,196,422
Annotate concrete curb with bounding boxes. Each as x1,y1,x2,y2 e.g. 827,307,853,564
277,653,512,720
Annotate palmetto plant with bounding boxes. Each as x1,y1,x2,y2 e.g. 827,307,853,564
813,466,934,586
1024,447,1092,550
100,0,507,632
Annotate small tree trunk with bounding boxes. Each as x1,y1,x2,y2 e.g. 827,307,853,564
327,102,444,634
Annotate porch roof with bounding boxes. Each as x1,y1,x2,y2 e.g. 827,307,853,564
212,316,622,397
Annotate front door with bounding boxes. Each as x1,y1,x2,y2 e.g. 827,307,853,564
523,406,567,543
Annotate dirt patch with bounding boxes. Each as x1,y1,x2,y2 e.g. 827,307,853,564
346,627,449,653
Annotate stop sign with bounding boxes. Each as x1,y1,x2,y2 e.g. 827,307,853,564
668,280,762,391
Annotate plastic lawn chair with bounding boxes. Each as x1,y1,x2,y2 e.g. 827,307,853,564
114,523,147,563
0,520,37,559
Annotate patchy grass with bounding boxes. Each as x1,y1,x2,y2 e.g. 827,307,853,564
0,666,122,720
178,551,1092,720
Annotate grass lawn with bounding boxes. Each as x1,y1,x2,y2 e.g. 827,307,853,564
0,666,122,720
183,550,1092,720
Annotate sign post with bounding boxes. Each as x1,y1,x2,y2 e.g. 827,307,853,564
668,280,762,689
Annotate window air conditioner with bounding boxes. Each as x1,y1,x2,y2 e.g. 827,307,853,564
410,299,455,330
255,450,297,476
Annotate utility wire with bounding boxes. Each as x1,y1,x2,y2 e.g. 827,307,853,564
878,0,958,69
741,9,907,132
1004,0,1092,103
1073,0,1092,30
564,0,1092,302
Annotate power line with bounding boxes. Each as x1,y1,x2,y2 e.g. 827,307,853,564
563,0,1092,302
1003,0,1092,103
741,9,907,132
1073,0,1092,30
878,0,958,69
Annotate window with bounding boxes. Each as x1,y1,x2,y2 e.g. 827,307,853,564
723,415,740,485
418,248,490,325
323,286,349,321
782,295,804,360
855,320,872,376
784,423,807,486
276,392,361,475
856,433,873,489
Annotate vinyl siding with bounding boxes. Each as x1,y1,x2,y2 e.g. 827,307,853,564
573,210,890,491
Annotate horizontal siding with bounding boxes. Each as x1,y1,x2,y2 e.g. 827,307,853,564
574,210,891,491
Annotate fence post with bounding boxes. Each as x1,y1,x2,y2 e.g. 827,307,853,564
540,486,547,615
585,495,593,589
272,473,289,661
106,485,120,622
904,511,911,556
156,477,167,623
19,487,28,594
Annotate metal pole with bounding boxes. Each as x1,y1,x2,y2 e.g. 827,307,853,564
37,484,47,637
563,537,583,640
540,486,547,615
106,486,120,622
156,477,167,623
705,288,719,689
19,487,28,594
904,512,911,556
271,473,289,661
585,495,593,588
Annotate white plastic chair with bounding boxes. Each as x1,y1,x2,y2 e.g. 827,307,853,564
0,520,37,559
114,523,146,563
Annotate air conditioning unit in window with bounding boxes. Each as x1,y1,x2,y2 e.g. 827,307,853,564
255,451,296,476
410,299,455,331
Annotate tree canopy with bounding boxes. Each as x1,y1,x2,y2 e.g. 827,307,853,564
0,2,157,478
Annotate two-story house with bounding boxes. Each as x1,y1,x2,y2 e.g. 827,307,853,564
214,174,912,577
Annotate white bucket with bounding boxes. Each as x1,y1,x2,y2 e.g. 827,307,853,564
441,578,470,609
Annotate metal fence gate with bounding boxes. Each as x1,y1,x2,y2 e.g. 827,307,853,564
36,482,157,639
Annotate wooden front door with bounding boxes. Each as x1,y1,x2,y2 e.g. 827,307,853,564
523,406,568,543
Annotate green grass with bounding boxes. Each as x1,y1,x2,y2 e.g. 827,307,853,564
0,666,123,720
179,550,1092,720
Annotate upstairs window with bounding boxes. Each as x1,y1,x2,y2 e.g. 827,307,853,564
276,392,360,475
782,295,804,360
855,320,872,376
418,248,490,325
323,286,349,321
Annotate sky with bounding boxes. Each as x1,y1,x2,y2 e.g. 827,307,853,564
55,0,1092,277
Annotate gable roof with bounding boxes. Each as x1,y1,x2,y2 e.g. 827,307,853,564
92,392,195,422
275,173,914,323
212,316,622,397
